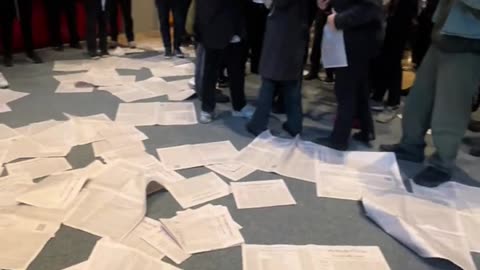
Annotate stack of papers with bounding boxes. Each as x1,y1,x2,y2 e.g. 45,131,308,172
115,102,197,126
165,172,231,208
231,180,296,209
242,244,391,270
157,141,238,170
79,238,180,270
160,204,244,254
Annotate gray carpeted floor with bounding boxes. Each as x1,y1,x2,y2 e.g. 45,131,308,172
1,47,479,270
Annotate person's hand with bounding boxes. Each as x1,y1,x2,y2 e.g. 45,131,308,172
317,0,330,10
327,11,337,30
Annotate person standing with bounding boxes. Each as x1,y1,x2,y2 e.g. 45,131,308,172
412,0,439,67
44,0,81,51
380,0,480,187
246,0,313,136
84,0,109,59
304,9,335,83
370,0,418,123
195,0,254,123
0,0,43,67
109,0,135,48
155,0,189,58
245,0,269,74
313,0,383,150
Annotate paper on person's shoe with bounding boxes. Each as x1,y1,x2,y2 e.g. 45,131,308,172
119,217,166,262
231,180,296,209
141,225,192,264
242,244,391,270
321,26,348,68
0,205,64,270
166,172,231,208
362,189,476,270
5,157,72,179
157,141,238,170
83,238,180,270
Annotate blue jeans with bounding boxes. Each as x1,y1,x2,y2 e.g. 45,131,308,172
248,78,303,135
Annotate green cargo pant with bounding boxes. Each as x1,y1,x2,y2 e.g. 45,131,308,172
399,45,480,173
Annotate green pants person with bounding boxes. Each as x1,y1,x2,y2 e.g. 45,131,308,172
380,0,480,187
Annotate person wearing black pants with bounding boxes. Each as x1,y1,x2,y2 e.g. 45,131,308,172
247,0,313,136
370,0,417,123
84,0,108,58
196,0,252,123
304,10,334,83
109,0,135,48
245,0,269,74
0,0,43,67
155,0,189,58
44,0,81,51
314,0,383,150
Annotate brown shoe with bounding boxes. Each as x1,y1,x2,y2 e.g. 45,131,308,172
468,120,480,133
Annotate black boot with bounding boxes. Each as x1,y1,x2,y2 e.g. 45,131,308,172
412,166,451,188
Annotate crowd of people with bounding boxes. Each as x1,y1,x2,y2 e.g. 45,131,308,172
0,0,479,189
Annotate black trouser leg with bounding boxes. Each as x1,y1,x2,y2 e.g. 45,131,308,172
0,1,15,58
195,44,206,96
45,0,62,47
248,78,276,132
309,12,326,74
282,79,303,134
98,8,108,53
85,0,100,53
172,0,187,49
156,0,172,50
201,48,223,113
64,0,79,45
120,0,134,42
226,42,247,111
246,2,268,74
326,68,334,80
109,0,120,42
332,58,373,146
18,0,34,54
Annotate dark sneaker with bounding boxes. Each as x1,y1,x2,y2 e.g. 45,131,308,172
379,143,424,163
313,137,348,151
70,43,83,49
175,48,185,58
88,51,100,60
323,76,335,84
165,48,174,59
26,51,43,64
3,55,13,67
412,166,452,188
352,132,375,147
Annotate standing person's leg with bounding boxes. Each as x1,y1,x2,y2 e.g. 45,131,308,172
380,46,439,162
426,51,480,178
246,2,268,74
109,0,120,46
195,44,206,96
247,79,277,135
64,0,80,47
98,4,108,55
18,0,42,62
354,65,375,142
171,0,187,57
200,47,223,122
85,0,99,56
226,42,247,113
121,0,135,44
155,0,173,56
305,12,323,80
45,0,62,49
281,79,303,136
1,1,15,66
